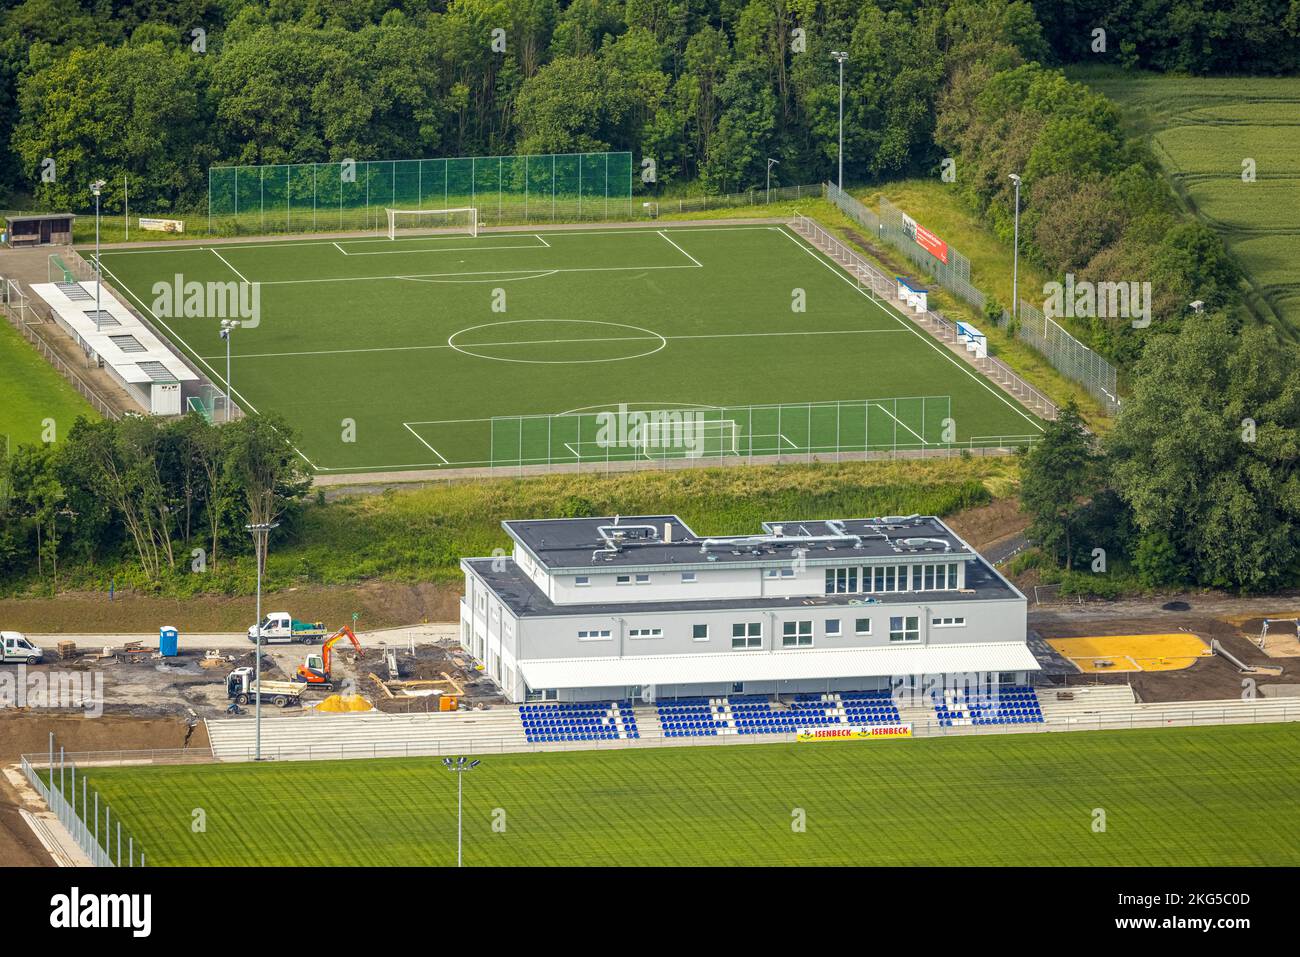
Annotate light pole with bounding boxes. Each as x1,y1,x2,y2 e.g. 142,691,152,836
91,180,106,332
245,521,279,760
1008,173,1021,325
443,756,480,866
220,319,241,421
766,158,779,204
831,51,849,192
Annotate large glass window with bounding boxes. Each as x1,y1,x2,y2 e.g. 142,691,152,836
732,622,762,649
782,620,813,648
889,616,919,642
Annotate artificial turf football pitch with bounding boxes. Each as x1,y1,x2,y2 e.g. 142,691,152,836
71,724,1300,866
92,223,1043,473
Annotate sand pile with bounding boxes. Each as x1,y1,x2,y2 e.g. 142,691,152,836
315,693,372,712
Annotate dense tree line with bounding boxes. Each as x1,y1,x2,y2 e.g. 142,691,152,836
1031,0,1300,74
0,0,1056,213
0,413,310,592
936,54,1243,365
1021,323,1300,593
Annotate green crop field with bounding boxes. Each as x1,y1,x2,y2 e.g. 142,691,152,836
69,724,1300,866
90,223,1042,474
0,318,97,451
1076,69,1300,339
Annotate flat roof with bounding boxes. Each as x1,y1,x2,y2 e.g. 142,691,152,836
464,552,1020,620
29,281,197,385
5,213,76,224
504,514,973,572
519,641,1040,689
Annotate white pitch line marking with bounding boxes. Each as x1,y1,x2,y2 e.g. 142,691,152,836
197,328,907,361
403,423,449,463
658,230,703,267
211,248,251,284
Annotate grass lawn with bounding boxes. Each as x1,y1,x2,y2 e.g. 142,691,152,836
91,223,1042,474
0,317,97,450
1073,66,1300,341
75,724,1300,866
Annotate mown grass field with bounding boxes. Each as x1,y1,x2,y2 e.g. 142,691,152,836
0,316,96,450
92,223,1042,473
1074,67,1300,340
76,724,1300,866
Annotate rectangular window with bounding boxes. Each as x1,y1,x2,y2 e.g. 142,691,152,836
616,575,631,585
923,565,935,590
692,624,709,641
681,572,697,583
574,576,590,587
948,564,959,589
731,622,762,649
825,618,841,637
577,629,613,641
628,628,663,639
855,618,872,635
635,573,650,584
825,568,836,594
889,616,920,643
782,620,813,648
873,566,885,592
932,616,966,627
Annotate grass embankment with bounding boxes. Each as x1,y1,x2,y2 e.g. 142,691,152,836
5,457,1017,600
805,185,1112,430
0,317,97,449
77,723,1300,866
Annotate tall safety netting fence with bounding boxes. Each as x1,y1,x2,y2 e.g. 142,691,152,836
208,152,634,235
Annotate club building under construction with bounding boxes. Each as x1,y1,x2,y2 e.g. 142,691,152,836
459,514,1039,704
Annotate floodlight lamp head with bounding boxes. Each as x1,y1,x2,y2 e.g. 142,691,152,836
1008,173,1021,187
831,50,848,62
442,757,452,767
469,760,480,768
90,180,106,195
1189,300,1205,313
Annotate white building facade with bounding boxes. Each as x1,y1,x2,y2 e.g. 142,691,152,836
460,514,1038,704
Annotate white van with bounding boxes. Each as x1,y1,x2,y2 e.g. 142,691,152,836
1,631,43,665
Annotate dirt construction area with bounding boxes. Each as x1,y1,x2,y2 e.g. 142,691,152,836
1030,595,1300,702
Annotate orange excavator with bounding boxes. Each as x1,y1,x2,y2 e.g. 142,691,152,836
295,625,364,689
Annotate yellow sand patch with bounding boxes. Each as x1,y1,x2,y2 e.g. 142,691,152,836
316,693,372,712
1048,634,1211,674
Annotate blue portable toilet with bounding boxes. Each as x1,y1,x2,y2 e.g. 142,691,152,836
159,626,179,657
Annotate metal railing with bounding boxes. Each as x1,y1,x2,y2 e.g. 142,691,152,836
827,184,1114,415
21,748,146,866
662,183,822,213
789,214,1058,421
35,699,1298,768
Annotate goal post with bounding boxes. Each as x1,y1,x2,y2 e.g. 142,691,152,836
386,207,479,240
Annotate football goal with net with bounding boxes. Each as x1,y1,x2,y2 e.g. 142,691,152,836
386,207,479,239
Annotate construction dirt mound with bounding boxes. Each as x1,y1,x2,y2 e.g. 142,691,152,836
315,693,373,713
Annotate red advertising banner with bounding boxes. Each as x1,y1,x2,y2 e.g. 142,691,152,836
901,213,950,264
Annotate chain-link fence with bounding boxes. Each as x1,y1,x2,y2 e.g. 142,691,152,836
1011,301,1120,411
21,743,146,866
827,185,1119,413
208,151,635,235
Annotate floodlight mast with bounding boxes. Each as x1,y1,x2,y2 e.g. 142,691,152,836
831,52,849,191
443,755,480,866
